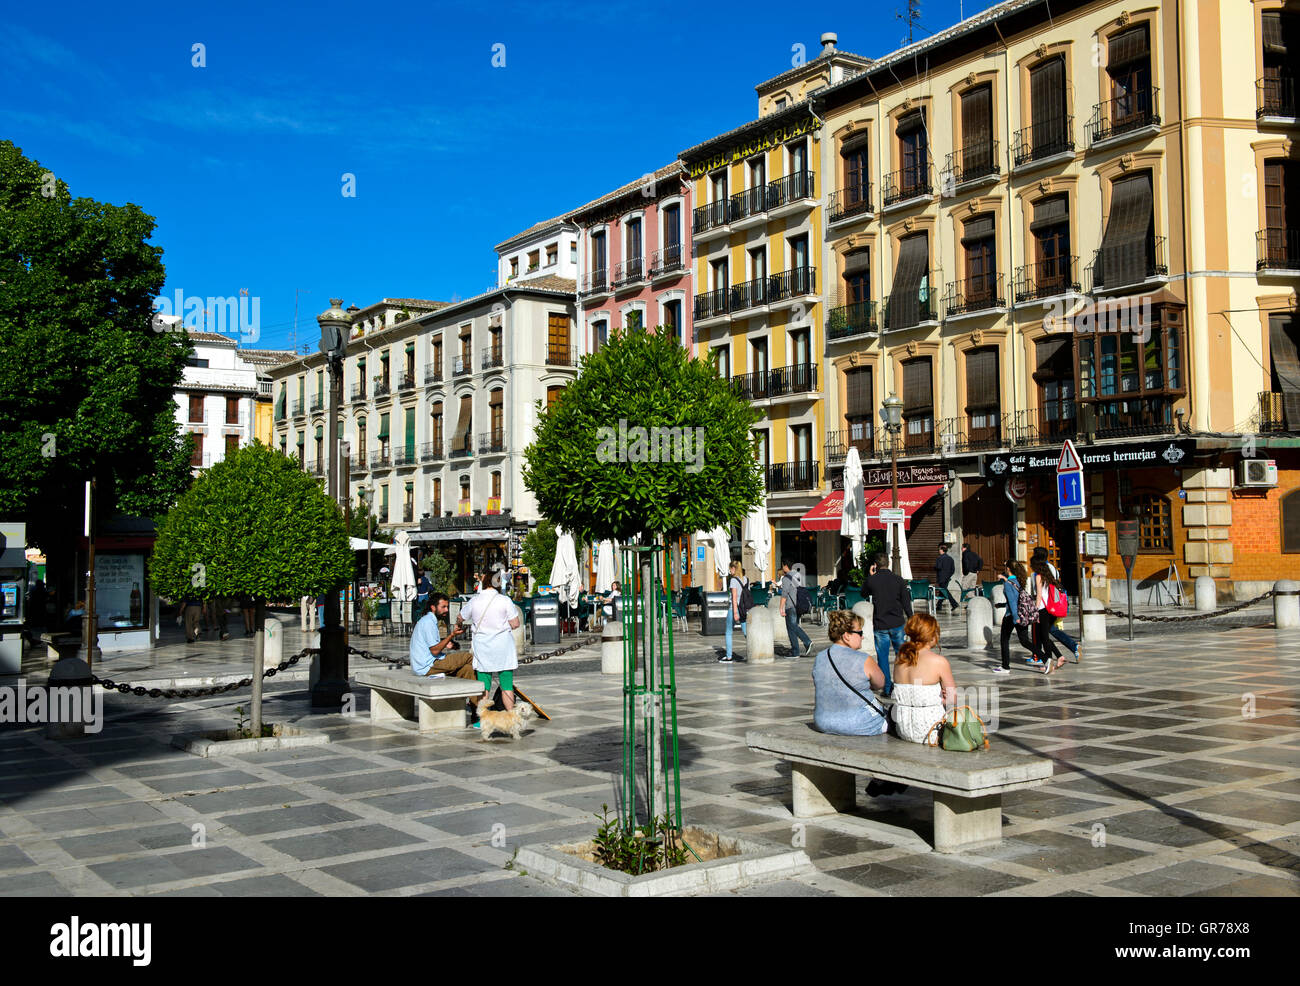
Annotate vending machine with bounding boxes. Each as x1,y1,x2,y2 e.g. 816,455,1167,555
0,522,27,674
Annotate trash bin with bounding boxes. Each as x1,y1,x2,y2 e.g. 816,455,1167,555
531,596,560,645
701,591,730,636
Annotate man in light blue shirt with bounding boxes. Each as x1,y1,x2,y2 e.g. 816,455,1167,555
409,594,462,676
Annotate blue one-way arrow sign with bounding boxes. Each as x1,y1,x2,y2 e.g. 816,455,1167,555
1056,439,1086,521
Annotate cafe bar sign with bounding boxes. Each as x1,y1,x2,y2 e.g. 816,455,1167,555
981,439,1195,476
687,114,818,178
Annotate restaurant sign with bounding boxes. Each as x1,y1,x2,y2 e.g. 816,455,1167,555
687,114,818,178
861,464,949,487
981,439,1194,477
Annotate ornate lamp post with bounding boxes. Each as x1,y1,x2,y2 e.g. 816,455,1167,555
880,394,904,574
312,299,350,709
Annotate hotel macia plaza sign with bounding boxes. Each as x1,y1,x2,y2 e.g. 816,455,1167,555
687,113,819,178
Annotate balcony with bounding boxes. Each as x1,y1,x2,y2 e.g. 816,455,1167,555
882,164,933,208
882,292,938,331
730,370,770,402
692,199,731,236
767,362,818,399
943,273,1005,318
827,184,873,224
310,395,325,413
372,377,391,401
349,454,367,474
477,431,506,454
453,355,472,377
1011,117,1075,169
1087,88,1160,146
613,256,644,289
449,441,474,460
274,405,287,422
729,276,770,313
370,449,392,469
424,363,443,385
393,445,418,467
649,243,685,278
1088,235,1168,293
694,287,729,322
291,399,304,417
1079,397,1176,440
403,504,415,523
1257,76,1296,120
729,185,767,226
419,441,445,463
1014,257,1081,302
825,301,879,342
769,266,816,304
546,345,577,368
941,140,999,191
581,269,609,297
824,428,878,465
481,345,504,370
766,170,816,214
1259,392,1287,433
397,371,416,392
766,460,820,493
932,415,1004,454
1257,228,1300,272
349,384,367,403
258,380,273,397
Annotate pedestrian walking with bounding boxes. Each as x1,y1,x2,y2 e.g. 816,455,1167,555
1027,559,1067,674
182,595,202,643
239,595,256,636
778,561,813,658
933,543,960,614
960,542,983,597
720,561,748,663
862,551,911,696
994,561,1035,674
1030,547,1082,662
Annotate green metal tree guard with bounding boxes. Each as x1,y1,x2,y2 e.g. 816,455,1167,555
617,541,682,833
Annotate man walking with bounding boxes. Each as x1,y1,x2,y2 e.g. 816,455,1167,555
778,561,813,658
863,552,911,696
1030,546,1082,662
933,544,960,614
960,542,983,597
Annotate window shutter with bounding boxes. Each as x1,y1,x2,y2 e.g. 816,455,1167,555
902,358,933,413
1034,337,1073,379
965,348,999,411
896,111,924,136
1262,12,1285,54
314,424,323,439
846,366,873,415
961,215,996,245
1282,489,1300,553
1099,173,1153,287
960,85,993,174
843,249,871,275
1030,57,1068,153
842,131,870,154
404,407,416,451
1030,195,1069,232
1270,315,1300,429
453,395,472,450
888,234,929,329
378,412,390,441
1108,25,1149,68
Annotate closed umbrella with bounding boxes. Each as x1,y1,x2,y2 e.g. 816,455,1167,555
743,505,771,583
596,540,617,593
709,525,731,582
885,517,913,581
549,529,581,604
390,529,417,626
841,446,867,563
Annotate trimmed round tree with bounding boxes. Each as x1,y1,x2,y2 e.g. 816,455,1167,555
150,441,354,733
523,330,764,544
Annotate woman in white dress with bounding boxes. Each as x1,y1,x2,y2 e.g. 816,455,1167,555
890,613,957,744
455,575,521,710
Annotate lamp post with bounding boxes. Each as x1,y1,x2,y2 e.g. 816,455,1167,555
880,394,905,574
312,298,350,710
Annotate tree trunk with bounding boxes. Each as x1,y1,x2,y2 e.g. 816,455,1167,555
251,599,265,737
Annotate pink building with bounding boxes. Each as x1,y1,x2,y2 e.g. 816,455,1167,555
573,163,693,349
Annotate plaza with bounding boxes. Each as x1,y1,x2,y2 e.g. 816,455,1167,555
1,608,1295,897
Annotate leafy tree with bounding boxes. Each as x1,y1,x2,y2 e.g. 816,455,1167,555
149,441,354,732
346,506,392,547
521,520,558,590
523,329,764,543
0,140,193,584
417,548,457,595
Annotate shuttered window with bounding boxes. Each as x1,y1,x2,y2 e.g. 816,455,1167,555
965,348,999,412
903,358,933,412
844,249,871,305
189,395,204,423
1099,173,1154,288
226,396,239,424
548,313,570,360
844,249,871,275
453,396,472,451
842,136,869,206
225,434,239,456
378,412,390,442
960,84,993,174
1029,57,1068,153
404,406,416,455
490,388,503,438
887,234,930,329
1270,314,1300,429
1282,489,1300,553
846,367,873,416
191,432,204,467
1108,25,1149,68
430,402,443,445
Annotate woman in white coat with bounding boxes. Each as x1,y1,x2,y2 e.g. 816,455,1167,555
456,574,522,709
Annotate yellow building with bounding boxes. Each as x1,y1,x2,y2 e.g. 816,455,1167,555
680,35,871,585
238,348,297,446
814,0,1300,595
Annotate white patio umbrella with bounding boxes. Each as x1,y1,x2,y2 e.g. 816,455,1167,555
351,537,393,551
709,525,731,582
596,540,617,593
840,446,867,563
884,517,913,581
549,528,582,604
389,529,418,626
743,505,771,583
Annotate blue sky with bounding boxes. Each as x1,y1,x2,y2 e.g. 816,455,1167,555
2,0,986,352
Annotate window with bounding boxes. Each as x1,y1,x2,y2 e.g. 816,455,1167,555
315,369,324,404
548,313,571,362
404,481,414,521
185,356,209,368
902,357,934,452
789,328,810,367
378,411,390,454
711,257,729,291
459,475,470,501
546,385,563,410
1262,159,1300,267
897,111,929,197
714,344,731,379
788,139,808,177
626,218,642,262
662,301,681,340
225,396,239,425
357,358,366,398
275,383,286,419
489,388,503,442
404,342,415,382
753,428,770,470
751,338,769,378
225,433,239,456
591,230,607,274
775,97,787,110
432,479,442,515
570,242,578,263
1027,56,1069,159
959,84,994,179
527,250,540,271
404,405,416,458
1098,172,1156,288
1077,305,1185,434
430,402,443,446
546,243,558,267
459,329,472,365
379,351,390,388
489,325,502,363
626,309,643,332
964,347,1000,447
432,338,443,376
358,417,367,456
188,394,204,423
1134,493,1173,552
191,432,204,467
844,249,870,305
491,471,502,498
792,424,812,466
380,484,389,521
748,246,767,283
1107,24,1153,132
711,170,728,204
592,319,608,351
663,203,681,252
1035,337,1076,440
845,366,874,454
1268,314,1300,430
453,395,472,451
959,215,997,310
1030,195,1073,295
841,135,870,213
887,234,930,329
1282,488,1300,552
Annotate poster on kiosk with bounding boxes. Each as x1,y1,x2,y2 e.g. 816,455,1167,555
0,522,27,675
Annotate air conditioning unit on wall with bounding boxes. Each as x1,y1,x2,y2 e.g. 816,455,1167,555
1237,459,1278,488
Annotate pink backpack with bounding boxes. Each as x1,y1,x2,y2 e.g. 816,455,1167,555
1044,582,1068,618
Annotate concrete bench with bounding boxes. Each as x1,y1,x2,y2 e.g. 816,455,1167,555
747,723,1053,853
352,668,484,733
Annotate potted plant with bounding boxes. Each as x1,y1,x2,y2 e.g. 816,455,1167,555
359,595,383,635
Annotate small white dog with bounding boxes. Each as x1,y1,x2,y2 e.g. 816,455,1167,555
475,695,534,741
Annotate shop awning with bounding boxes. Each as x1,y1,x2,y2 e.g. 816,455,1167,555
800,484,944,531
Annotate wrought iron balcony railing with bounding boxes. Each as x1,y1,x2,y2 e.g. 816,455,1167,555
309,396,324,413
419,441,444,463
766,459,820,493
769,266,816,302
1088,87,1160,145
767,362,818,398
393,445,418,467
729,185,767,223
349,454,367,474
349,384,366,402
372,377,391,400
827,184,874,223
882,291,937,330
453,355,472,376
729,276,770,312
481,345,504,370
692,199,731,234
1088,235,1168,292
546,346,577,368
1257,76,1296,119
424,363,443,385
943,273,1005,317
1011,117,1075,166
824,428,878,464
694,287,729,321
1014,257,1081,302
825,300,878,341
882,164,933,207
649,243,684,277
613,256,644,288
1257,228,1300,271
730,370,770,402
766,170,815,208
942,139,999,188
369,449,391,469
580,269,609,296
477,431,506,454
291,399,304,417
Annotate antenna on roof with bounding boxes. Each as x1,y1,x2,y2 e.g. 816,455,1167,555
897,0,923,44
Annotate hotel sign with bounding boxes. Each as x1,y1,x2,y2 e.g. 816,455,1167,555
688,114,819,178
981,439,1195,476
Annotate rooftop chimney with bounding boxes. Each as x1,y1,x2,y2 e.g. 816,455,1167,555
820,32,838,53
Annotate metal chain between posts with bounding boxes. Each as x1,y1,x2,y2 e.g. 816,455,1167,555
349,634,602,668
90,649,310,699
1098,589,1276,623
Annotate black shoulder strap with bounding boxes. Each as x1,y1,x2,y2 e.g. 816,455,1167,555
826,651,888,719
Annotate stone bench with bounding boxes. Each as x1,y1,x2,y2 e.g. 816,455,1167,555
747,723,1054,853
352,668,484,733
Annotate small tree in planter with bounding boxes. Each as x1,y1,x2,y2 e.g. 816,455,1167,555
523,328,763,851
149,441,354,734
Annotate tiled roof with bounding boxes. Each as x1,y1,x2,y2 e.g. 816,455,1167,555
506,275,577,295
350,298,449,318
238,348,297,366
494,213,578,253
754,48,872,95
569,163,685,221
183,330,237,345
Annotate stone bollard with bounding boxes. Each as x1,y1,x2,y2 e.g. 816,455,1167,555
45,655,95,740
747,606,776,664
510,604,526,654
1274,580,1300,629
1082,597,1107,641
1195,576,1217,612
965,596,994,650
990,583,1006,626
851,600,873,630
264,615,283,669
600,618,623,674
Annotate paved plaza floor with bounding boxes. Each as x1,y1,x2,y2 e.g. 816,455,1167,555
1,610,1296,897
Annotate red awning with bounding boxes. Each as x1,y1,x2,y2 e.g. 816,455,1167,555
800,484,943,532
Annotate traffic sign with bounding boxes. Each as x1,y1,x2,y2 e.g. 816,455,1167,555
1056,439,1086,521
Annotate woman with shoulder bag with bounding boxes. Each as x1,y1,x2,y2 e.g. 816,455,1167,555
811,610,888,736
995,561,1036,674
1029,559,1066,675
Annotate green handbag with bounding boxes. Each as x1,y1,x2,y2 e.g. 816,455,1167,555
925,705,989,752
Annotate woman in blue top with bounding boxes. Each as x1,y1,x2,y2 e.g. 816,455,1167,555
995,561,1035,673
812,610,888,735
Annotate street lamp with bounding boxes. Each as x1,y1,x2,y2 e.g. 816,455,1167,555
880,394,905,575
357,485,373,583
